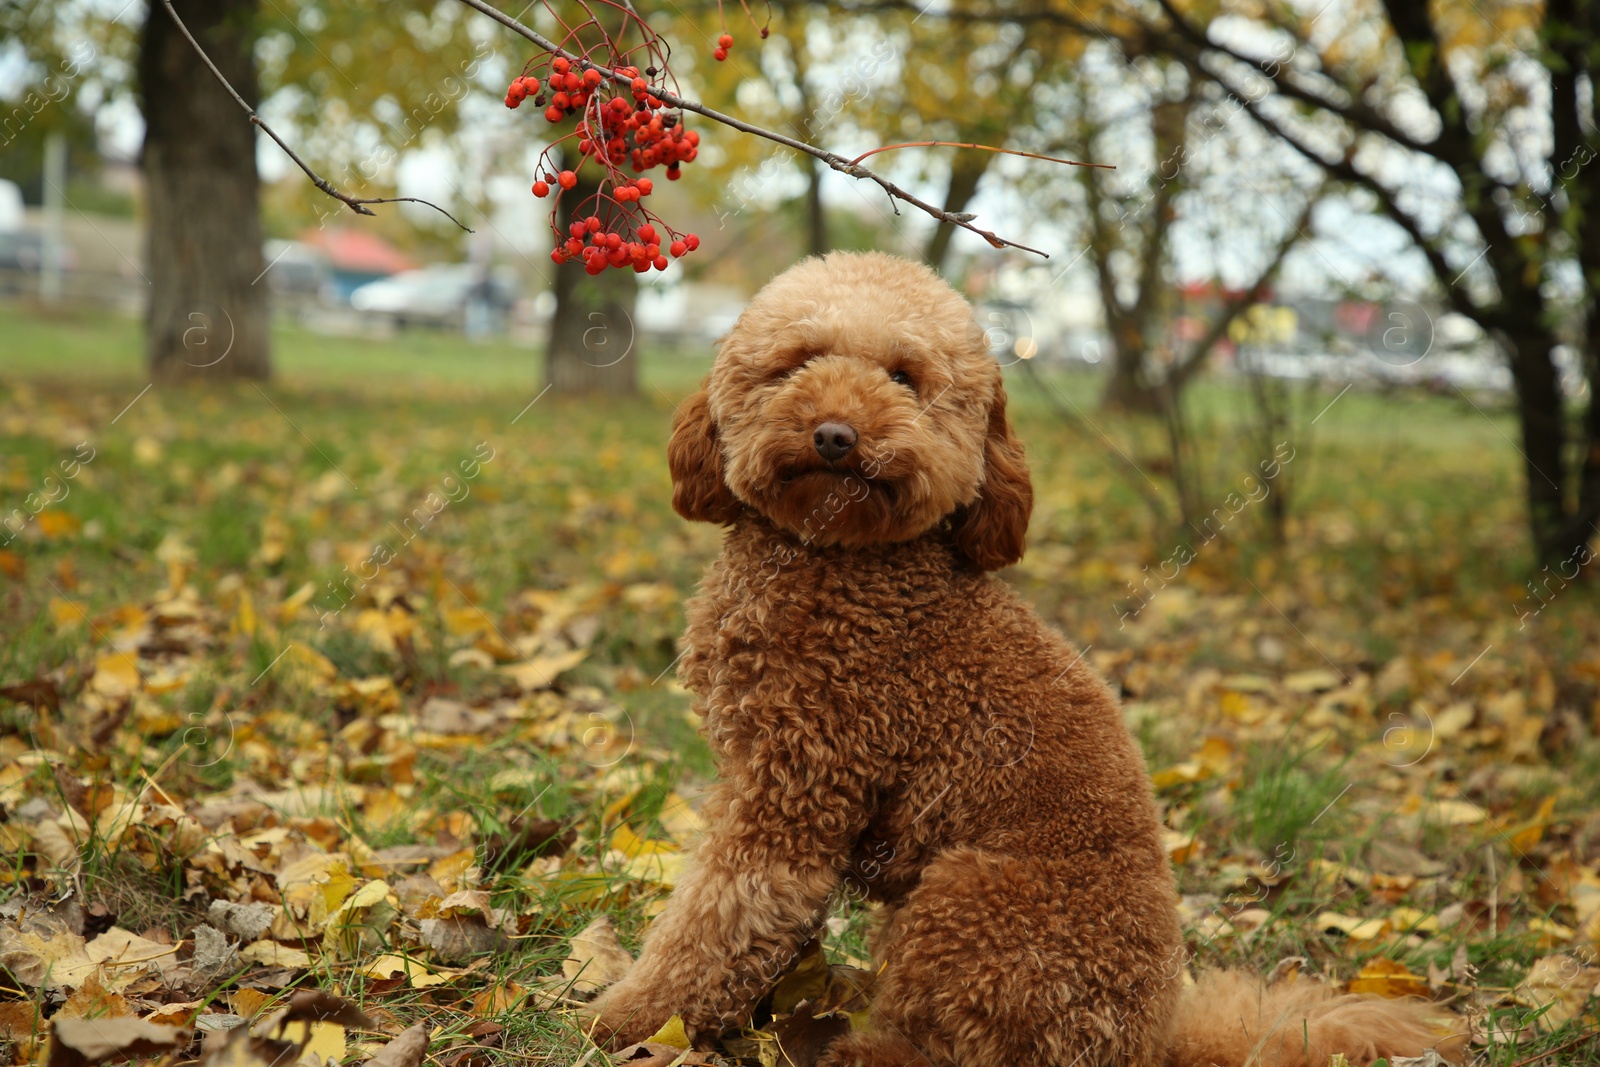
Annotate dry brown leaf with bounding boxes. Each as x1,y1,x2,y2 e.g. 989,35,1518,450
31,820,82,874
229,989,275,1020
0,1002,40,1042
239,941,312,969
56,972,132,1021
0,921,96,990
498,649,587,691
362,1022,431,1067
562,916,633,994
418,917,511,964
769,1005,850,1067
46,1017,190,1067
1514,954,1600,1031
84,927,180,974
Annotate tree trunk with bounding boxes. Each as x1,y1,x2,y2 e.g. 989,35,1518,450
546,170,639,395
1098,318,1165,413
1501,327,1573,563
138,0,269,381
802,155,828,257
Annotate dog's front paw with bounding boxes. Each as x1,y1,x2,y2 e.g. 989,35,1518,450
582,987,679,1051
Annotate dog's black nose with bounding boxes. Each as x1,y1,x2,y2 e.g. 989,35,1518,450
813,422,858,462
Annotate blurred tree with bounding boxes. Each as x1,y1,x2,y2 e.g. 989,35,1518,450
3,0,493,382
1044,71,1315,413
875,9,1069,270
1126,0,1600,565
140,0,270,380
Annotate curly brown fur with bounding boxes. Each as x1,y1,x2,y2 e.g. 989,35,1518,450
587,251,1461,1067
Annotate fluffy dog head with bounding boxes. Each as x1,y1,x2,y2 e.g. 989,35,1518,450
668,251,1032,570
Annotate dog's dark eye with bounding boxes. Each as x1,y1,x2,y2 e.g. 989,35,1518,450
889,369,914,388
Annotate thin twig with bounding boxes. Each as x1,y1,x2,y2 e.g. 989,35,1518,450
159,0,473,232
849,140,1112,170
452,0,1060,256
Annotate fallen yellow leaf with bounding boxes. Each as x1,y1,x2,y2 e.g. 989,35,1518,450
646,1015,691,1051
1317,912,1391,942
1347,958,1429,998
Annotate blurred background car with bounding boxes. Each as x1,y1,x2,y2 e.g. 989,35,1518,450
349,263,518,332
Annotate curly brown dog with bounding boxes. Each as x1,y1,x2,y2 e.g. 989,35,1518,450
589,252,1463,1067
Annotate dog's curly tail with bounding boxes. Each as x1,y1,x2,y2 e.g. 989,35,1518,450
1166,969,1468,1067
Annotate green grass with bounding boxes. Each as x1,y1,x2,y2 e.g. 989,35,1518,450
0,301,712,396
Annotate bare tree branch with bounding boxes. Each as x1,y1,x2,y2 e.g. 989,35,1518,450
159,0,474,231
1219,83,1496,327
1168,181,1323,386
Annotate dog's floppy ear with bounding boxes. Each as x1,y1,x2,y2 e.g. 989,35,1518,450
952,381,1033,570
668,384,742,524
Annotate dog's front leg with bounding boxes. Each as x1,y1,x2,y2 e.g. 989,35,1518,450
586,767,868,1048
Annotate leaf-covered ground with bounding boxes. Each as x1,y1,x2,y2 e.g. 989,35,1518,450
1,308,1598,1066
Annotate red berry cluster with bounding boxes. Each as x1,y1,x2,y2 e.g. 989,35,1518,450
503,73,541,107
550,216,702,276
506,54,702,273
713,33,733,62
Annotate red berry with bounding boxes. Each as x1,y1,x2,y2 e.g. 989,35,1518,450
583,68,602,88
718,33,733,48
553,57,571,73
570,221,586,238
636,178,654,196
532,181,550,197
761,27,769,37
551,248,566,264
585,216,602,233
558,170,578,189
713,47,728,61
669,239,687,257
637,224,658,244
566,237,584,255
545,105,564,122
685,234,700,250
606,233,622,249
522,75,541,92
653,255,669,270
